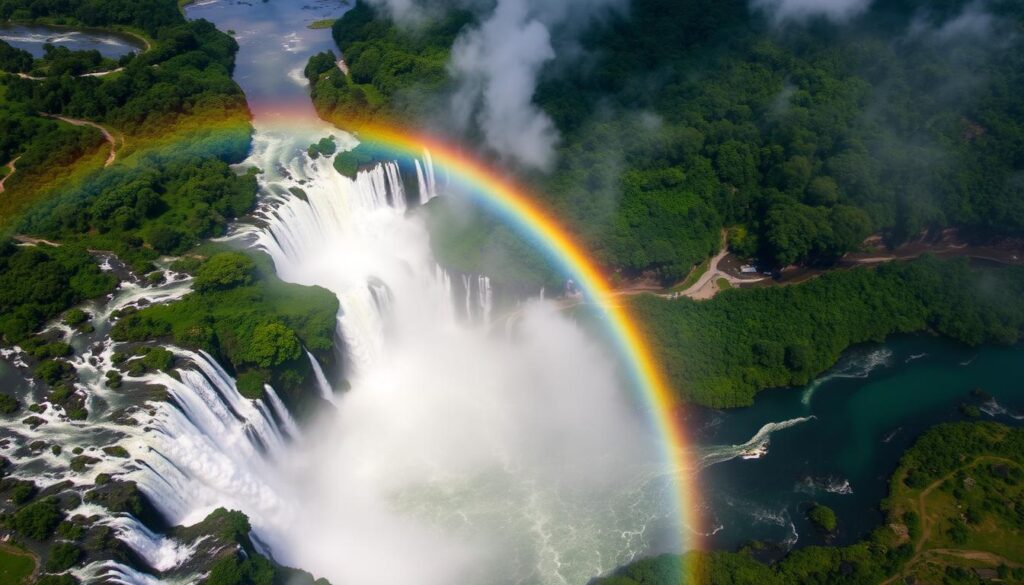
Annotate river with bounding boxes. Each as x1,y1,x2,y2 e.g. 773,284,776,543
0,23,144,58
695,336,1024,553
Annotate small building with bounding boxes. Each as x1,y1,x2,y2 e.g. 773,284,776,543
740,264,758,274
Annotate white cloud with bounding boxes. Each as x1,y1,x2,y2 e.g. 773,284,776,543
751,0,873,24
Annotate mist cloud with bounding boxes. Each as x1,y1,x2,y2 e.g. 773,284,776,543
367,0,626,169
751,0,873,23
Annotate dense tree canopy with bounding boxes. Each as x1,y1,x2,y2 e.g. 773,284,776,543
633,256,1024,406
317,0,1024,281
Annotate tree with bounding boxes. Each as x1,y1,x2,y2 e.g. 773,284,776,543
194,253,255,292
241,322,302,368
808,504,837,533
11,497,63,540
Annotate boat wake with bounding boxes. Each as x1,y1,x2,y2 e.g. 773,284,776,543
801,348,893,405
696,416,815,469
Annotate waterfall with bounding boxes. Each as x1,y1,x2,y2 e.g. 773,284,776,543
123,349,294,534
478,276,493,325
265,384,302,438
306,350,336,405
0,127,675,585
105,516,201,572
81,560,185,585
229,133,674,585
415,159,429,206
423,150,437,201
461,274,473,320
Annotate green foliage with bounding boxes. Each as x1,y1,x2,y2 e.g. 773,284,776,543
205,554,275,585
307,136,337,159
332,143,378,178
0,10,254,230
235,371,266,400
33,360,74,386
0,393,20,415
194,252,255,292
102,445,129,458
111,251,337,405
35,575,77,585
420,197,560,290
317,0,1024,278
632,256,1024,406
0,242,117,343
9,497,63,540
62,308,88,326
808,504,838,533
0,545,35,585
44,543,81,573
0,39,32,73
309,1,472,126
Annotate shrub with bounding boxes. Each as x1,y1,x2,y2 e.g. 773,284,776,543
236,371,266,400
194,253,255,292
0,393,20,414
45,542,81,572
10,497,63,540
808,504,837,533
34,360,74,385
63,309,89,326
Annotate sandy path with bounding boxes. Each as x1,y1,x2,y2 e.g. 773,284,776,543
678,232,767,300
44,114,119,167
0,156,19,193
13,235,61,247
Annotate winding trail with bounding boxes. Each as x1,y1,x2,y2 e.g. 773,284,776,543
0,156,19,193
12,235,61,247
43,114,120,167
881,456,1023,584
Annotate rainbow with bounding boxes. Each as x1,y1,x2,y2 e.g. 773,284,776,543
333,121,704,560
21,102,703,576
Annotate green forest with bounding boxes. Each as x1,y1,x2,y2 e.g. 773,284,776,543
0,1,341,403
594,421,1024,584
317,0,1024,283
633,256,1024,406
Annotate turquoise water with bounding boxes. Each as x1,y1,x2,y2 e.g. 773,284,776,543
694,336,1024,553
0,24,144,58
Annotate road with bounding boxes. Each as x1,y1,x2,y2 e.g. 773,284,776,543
0,156,19,193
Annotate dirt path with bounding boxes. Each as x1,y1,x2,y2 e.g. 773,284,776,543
881,456,1023,584
13,235,61,247
0,156,19,193
678,232,767,300
44,114,120,167
927,549,1024,567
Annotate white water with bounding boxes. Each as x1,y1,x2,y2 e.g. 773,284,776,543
218,126,675,584
0,123,678,582
0,113,677,585
801,348,893,405
698,416,816,469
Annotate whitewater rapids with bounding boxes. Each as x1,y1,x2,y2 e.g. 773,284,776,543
180,125,680,585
